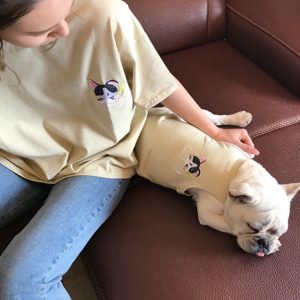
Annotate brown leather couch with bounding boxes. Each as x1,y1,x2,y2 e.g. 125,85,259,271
82,0,300,299
1,0,300,299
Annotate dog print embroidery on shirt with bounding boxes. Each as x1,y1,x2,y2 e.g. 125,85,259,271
184,155,207,177
89,79,125,103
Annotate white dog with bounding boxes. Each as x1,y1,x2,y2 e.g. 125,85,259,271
136,107,300,257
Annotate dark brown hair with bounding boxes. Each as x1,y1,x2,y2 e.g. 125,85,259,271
0,0,38,70
0,0,37,30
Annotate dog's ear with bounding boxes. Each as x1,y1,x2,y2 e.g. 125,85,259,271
229,183,255,204
229,192,253,204
281,183,300,202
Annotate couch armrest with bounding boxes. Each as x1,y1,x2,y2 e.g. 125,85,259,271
227,0,300,98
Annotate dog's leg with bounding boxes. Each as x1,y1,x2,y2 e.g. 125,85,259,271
189,189,233,234
203,110,252,127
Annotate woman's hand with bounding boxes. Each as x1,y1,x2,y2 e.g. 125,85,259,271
162,77,260,156
214,127,260,156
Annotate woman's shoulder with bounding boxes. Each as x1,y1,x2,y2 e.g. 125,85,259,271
72,0,130,24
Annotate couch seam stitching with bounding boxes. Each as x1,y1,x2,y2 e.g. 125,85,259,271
205,0,210,42
250,117,300,138
85,266,106,300
226,4,300,60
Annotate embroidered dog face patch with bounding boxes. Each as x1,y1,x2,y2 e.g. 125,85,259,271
184,154,207,177
89,79,125,103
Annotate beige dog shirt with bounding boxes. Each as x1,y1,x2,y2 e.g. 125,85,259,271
136,108,250,201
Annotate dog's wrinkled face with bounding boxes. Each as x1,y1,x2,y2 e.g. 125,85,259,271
224,160,300,257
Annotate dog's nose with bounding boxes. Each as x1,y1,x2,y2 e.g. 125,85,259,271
257,239,267,250
255,239,269,257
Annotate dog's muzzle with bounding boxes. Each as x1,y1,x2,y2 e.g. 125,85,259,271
237,234,280,257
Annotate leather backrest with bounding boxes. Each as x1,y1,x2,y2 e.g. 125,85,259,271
227,0,300,98
125,0,226,55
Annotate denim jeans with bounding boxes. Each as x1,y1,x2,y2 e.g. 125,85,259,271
0,164,129,299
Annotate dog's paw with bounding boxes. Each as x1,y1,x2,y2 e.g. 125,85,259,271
227,111,253,127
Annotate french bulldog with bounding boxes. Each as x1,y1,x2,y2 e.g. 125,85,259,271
136,107,300,257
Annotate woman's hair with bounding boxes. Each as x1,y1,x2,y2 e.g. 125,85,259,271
0,0,37,30
0,0,38,71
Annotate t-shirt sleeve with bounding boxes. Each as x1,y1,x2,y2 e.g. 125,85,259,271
111,2,178,109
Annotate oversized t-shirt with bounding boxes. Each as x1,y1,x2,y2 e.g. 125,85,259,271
0,0,177,183
136,108,250,202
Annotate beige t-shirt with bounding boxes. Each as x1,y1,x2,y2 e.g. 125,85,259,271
136,108,250,201
0,0,177,183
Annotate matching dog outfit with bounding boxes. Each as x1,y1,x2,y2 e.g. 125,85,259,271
136,108,250,201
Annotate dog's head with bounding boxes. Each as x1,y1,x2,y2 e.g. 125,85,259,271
224,160,300,257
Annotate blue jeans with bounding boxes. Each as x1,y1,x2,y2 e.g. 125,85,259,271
0,164,129,299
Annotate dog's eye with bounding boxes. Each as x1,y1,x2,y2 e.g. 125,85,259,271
267,229,278,235
247,223,259,233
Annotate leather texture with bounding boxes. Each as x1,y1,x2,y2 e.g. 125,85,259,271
82,40,300,299
162,41,300,139
1,0,300,299
227,0,300,97
83,174,300,300
126,0,225,54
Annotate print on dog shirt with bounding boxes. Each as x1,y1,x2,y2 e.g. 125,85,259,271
184,154,207,177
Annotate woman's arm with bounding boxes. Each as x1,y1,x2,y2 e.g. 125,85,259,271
162,78,259,156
